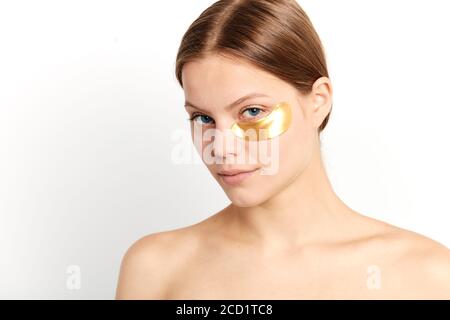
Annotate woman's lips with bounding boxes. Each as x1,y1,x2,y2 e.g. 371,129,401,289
218,168,260,186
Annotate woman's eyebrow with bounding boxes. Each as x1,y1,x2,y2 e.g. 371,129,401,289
184,92,269,112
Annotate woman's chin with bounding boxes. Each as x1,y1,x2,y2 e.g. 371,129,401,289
230,198,260,208
224,190,267,208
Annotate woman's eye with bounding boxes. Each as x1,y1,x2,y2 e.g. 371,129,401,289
190,114,214,125
242,107,264,120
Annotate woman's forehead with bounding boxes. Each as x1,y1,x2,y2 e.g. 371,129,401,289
183,60,292,112
182,55,286,95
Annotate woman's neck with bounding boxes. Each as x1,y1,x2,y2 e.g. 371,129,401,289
225,145,356,249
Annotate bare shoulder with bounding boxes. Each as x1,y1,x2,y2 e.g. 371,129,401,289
361,218,450,299
115,223,205,299
392,227,450,298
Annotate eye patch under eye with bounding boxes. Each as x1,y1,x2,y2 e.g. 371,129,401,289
230,101,292,141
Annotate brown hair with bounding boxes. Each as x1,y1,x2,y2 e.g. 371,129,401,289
175,0,332,133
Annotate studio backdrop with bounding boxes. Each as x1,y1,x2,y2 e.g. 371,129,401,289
0,0,449,299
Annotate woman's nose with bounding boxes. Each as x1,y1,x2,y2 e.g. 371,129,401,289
210,122,240,160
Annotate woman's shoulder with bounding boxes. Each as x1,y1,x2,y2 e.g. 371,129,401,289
357,216,450,298
115,218,215,299
370,219,450,266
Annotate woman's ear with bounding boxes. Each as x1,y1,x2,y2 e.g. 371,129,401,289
311,77,333,129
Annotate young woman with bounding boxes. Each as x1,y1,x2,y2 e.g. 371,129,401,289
116,0,450,299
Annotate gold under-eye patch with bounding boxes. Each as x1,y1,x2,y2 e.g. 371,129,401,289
230,101,292,141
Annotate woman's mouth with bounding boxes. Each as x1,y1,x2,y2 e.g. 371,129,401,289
217,168,260,186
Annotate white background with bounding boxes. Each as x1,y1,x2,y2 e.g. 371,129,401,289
0,0,449,299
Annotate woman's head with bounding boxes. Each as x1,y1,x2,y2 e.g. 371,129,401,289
175,0,333,207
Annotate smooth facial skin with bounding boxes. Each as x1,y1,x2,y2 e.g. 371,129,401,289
183,55,322,208
116,54,450,300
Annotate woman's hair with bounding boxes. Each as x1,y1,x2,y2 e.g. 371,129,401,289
175,0,332,133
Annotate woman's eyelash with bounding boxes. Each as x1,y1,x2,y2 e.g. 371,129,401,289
239,105,268,121
187,105,267,123
241,105,264,113
187,113,213,122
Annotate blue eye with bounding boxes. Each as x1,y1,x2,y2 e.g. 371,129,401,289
189,114,214,125
242,107,263,119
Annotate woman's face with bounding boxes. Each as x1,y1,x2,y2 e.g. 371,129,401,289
182,54,329,207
